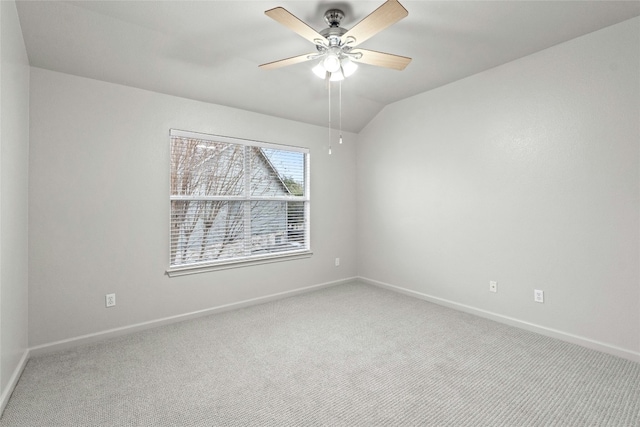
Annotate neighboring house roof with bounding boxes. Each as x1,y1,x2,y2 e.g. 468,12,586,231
253,147,294,196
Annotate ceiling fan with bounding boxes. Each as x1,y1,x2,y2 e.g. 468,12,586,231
259,0,412,81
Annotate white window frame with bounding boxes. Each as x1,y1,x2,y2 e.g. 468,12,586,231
167,129,311,277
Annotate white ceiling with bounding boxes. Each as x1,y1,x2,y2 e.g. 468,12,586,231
15,0,640,133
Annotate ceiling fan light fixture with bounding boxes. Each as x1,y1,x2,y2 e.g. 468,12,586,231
313,57,357,81
312,62,344,81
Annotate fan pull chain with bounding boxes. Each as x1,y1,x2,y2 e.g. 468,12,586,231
328,79,332,155
339,80,343,145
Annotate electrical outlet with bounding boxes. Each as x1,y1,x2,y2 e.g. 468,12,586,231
335,257,340,267
105,293,116,308
489,281,498,293
534,289,544,303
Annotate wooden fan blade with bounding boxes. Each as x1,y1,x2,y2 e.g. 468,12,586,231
342,0,408,47
259,53,316,70
265,7,326,45
350,49,411,70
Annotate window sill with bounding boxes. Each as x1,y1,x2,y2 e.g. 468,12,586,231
166,251,313,277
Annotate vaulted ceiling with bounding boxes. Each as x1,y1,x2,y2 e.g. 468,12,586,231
15,1,640,133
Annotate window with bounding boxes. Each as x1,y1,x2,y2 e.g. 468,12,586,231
167,129,310,276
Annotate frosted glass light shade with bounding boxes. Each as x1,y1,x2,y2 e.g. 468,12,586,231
329,71,344,82
312,63,327,79
323,54,341,73
341,58,358,77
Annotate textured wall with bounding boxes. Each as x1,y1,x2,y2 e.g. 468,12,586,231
28,68,357,347
357,18,640,358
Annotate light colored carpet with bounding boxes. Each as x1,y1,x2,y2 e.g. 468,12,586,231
1,281,639,426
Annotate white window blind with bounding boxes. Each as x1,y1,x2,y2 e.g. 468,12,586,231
168,129,310,275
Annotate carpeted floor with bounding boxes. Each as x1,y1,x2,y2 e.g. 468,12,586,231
1,281,639,426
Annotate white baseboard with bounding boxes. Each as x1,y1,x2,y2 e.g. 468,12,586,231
0,349,29,415
359,276,640,364
30,277,357,357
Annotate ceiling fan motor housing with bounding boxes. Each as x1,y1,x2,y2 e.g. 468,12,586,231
324,9,345,27
320,9,348,50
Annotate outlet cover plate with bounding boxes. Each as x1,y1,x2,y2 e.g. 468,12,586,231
106,293,116,308
489,281,498,293
534,289,544,303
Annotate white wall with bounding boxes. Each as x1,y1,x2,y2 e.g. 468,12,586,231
357,18,640,360
28,68,357,348
0,0,30,404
